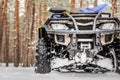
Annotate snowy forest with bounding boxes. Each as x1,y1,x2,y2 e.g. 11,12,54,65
1,0,120,80
0,0,120,67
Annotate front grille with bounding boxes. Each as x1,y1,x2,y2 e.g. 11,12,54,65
77,34,94,39
76,19,94,30
78,25,93,30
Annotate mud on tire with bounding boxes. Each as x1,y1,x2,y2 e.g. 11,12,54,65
35,38,51,73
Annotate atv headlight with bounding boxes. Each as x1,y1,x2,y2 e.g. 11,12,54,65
51,24,68,30
101,23,115,30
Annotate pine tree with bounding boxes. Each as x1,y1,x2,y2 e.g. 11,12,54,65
23,0,35,67
112,0,117,17
14,0,20,67
80,0,83,8
4,0,10,66
0,0,4,62
71,0,75,10
43,1,47,23
94,0,98,7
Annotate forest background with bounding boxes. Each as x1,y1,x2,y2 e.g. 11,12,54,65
0,0,120,67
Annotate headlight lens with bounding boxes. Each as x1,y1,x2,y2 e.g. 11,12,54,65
51,24,68,30
100,23,115,30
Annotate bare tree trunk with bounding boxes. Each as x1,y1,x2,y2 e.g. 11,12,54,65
14,0,20,67
0,0,4,62
43,1,47,23
23,0,35,67
2,34,6,63
86,1,89,8
34,0,41,53
4,0,10,67
71,0,75,10
112,0,117,17
27,1,32,67
23,0,29,67
80,0,83,8
27,0,35,66
30,1,35,40
39,1,42,26
0,0,9,66
30,0,35,65
94,0,98,7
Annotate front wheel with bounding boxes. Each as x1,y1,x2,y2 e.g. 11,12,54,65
107,47,120,74
113,39,120,74
109,48,117,72
96,47,120,74
35,38,51,74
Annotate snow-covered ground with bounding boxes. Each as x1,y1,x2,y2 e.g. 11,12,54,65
0,67,120,80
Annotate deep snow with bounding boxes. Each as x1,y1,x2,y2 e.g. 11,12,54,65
0,66,120,80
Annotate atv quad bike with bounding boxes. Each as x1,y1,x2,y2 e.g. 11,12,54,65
35,8,120,74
